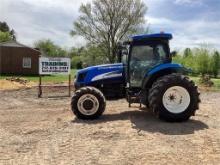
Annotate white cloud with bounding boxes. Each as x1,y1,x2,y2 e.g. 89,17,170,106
146,16,173,25
174,0,203,5
0,0,91,48
20,0,91,15
146,16,220,50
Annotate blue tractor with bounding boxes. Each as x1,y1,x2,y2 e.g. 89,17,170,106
71,33,200,122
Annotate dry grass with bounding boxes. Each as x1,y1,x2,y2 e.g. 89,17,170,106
0,80,36,90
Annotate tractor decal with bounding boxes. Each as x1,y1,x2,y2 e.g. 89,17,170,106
91,71,123,82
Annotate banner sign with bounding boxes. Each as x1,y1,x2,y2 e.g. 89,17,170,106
39,57,71,75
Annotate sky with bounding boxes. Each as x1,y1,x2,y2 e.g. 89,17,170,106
0,0,220,50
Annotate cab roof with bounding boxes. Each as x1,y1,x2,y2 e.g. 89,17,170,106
131,33,173,41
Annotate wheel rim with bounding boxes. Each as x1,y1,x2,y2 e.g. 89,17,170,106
162,86,190,114
77,94,99,115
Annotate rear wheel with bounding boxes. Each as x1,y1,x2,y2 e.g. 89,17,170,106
148,73,200,122
71,87,106,119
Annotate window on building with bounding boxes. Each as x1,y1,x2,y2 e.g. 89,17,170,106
23,57,31,68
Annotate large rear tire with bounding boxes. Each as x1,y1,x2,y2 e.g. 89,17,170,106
71,87,106,120
148,74,200,122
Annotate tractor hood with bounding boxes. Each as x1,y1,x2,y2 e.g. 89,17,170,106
75,63,124,86
78,63,123,74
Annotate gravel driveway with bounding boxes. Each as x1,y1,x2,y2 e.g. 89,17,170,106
0,88,220,165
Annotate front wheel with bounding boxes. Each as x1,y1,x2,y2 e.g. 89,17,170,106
71,87,106,120
148,74,200,122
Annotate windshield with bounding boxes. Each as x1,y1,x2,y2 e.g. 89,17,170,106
129,44,168,87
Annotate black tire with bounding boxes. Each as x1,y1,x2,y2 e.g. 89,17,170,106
148,73,200,122
71,86,106,120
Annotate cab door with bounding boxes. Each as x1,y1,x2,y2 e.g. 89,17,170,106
128,43,168,88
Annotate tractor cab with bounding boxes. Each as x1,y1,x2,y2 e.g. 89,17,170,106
119,33,178,104
121,33,173,87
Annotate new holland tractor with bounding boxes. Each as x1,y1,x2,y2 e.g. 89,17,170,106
71,33,200,122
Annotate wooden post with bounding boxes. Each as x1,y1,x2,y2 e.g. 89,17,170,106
38,75,42,98
68,74,71,97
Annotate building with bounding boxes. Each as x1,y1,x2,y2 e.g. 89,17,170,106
0,41,41,75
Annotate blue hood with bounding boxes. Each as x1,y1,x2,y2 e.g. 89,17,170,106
78,63,123,74
76,63,124,85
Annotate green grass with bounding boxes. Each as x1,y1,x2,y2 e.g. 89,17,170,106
0,69,78,83
190,76,220,90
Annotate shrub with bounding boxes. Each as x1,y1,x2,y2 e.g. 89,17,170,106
173,47,220,77
71,56,82,69
199,74,214,87
212,51,220,78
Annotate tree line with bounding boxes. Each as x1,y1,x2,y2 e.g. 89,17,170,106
33,39,108,69
173,47,220,78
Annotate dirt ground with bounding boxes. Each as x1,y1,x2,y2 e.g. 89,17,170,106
0,87,220,165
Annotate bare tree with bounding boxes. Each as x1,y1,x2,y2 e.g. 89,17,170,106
71,0,147,62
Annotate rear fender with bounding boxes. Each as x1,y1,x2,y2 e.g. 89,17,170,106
142,63,188,90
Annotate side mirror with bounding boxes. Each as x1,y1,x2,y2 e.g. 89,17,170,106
170,51,177,57
117,42,128,63
117,49,128,63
